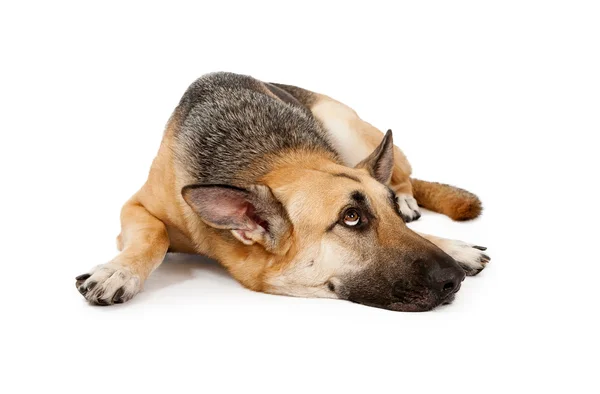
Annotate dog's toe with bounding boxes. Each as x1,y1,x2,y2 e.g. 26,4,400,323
439,240,491,275
75,273,91,281
112,287,126,304
75,273,91,289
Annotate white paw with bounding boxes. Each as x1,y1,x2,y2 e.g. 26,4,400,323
441,240,491,276
396,193,421,222
75,263,142,305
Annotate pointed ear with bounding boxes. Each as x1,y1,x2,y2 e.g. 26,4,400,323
181,184,292,254
355,129,395,184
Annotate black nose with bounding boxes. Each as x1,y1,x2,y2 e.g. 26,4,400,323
429,263,465,297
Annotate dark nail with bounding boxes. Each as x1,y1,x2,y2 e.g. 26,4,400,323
471,268,484,276
112,288,125,304
78,286,88,296
95,298,110,306
75,273,91,281
473,246,487,251
87,282,97,291
481,254,491,262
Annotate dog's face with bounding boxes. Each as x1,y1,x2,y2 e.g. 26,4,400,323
183,132,465,312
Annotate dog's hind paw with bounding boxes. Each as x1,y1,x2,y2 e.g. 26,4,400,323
442,241,491,276
75,263,142,306
396,193,421,222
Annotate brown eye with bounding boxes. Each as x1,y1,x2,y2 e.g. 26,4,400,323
343,209,361,226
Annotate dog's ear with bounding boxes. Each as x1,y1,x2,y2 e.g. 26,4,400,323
355,129,394,184
182,184,292,254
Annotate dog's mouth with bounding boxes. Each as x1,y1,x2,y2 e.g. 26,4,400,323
347,286,460,312
388,292,457,312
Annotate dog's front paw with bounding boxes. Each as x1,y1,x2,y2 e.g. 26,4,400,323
442,240,491,276
396,193,421,222
75,263,142,305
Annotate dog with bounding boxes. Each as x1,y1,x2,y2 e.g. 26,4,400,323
75,72,490,312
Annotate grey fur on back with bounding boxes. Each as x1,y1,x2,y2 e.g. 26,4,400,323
173,72,339,186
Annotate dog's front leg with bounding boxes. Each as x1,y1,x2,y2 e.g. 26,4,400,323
75,197,170,305
418,233,491,276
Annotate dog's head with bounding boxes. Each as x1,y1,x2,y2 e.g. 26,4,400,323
182,131,465,312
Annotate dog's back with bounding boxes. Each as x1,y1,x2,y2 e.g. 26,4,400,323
172,72,338,185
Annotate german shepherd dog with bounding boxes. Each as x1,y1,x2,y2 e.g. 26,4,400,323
75,72,490,312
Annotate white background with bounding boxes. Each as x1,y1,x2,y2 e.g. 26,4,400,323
1,1,598,393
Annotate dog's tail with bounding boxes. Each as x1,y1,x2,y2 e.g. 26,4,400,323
410,178,482,221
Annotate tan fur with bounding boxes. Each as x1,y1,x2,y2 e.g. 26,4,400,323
307,93,481,220
79,78,486,307
411,178,482,220
259,157,412,295
308,94,414,196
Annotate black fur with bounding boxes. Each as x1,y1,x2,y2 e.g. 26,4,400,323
350,191,366,204
264,83,304,108
270,83,318,108
386,187,402,217
173,72,339,186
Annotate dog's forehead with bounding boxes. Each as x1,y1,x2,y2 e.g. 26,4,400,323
277,172,351,212
271,168,389,224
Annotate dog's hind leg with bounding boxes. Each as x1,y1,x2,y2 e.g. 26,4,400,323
75,196,170,305
272,84,482,222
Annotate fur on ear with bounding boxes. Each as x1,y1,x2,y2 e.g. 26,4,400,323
181,184,292,254
355,129,395,184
